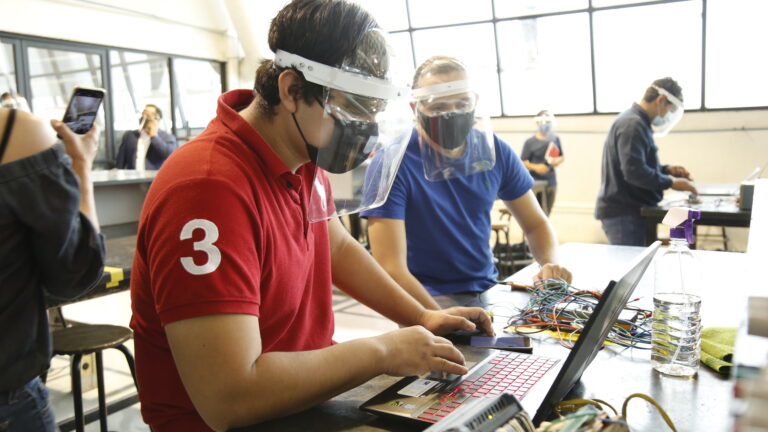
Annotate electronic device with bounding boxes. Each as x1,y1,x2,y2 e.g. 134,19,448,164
445,331,533,354
359,241,661,427
423,392,534,432
61,86,105,134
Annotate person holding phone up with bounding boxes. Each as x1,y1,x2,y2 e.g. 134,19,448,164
0,108,105,432
116,104,177,170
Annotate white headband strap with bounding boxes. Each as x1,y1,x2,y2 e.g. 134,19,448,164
274,50,407,100
652,85,683,108
411,79,471,100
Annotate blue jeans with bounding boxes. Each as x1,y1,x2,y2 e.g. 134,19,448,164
600,214,646,246
0,378,56,432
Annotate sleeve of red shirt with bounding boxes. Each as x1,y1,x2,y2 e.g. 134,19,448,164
141,177,263,326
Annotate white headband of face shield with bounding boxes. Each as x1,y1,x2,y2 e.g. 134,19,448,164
411,79,471,101
273,50,408,100
652,85,683,109
533,113,555,123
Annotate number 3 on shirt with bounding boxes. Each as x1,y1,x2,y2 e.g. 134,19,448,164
180,219,221,275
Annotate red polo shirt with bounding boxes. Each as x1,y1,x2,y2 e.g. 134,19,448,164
129,90,335,431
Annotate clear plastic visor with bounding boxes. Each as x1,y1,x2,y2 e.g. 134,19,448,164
412,79,495,181
652,85,684,137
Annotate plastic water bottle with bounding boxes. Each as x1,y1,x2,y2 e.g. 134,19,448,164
651,227,702,377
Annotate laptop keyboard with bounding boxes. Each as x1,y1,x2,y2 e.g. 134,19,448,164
416,351,559,423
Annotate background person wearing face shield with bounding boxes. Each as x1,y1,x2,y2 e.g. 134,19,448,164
521,110,564,215
595,77,697,246
128,2,493,431
115,104,177,170
362,56,572,311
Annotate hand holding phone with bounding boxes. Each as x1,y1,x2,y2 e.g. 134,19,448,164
62,86,105,134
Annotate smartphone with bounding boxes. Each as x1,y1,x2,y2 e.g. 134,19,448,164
469,336,533,353
62,86,106,134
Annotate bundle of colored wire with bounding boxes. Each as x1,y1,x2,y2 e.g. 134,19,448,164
504,279,652,350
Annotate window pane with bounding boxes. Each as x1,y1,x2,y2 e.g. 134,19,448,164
412,23,501,116
593,1,702,112
388,31,415,83
497,13,592,115
110,50,172,166
593,0,664,7
494,0,588,18
27,46,107,161
706,0,768,108
354,0,409,31
1,42,17,97
172,58,222,139
409,0,493,28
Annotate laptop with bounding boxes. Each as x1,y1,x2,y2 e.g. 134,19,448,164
696,167,761,196
360,241,661,426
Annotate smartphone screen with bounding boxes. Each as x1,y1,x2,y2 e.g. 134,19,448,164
469,336,533,353
62,87,105,134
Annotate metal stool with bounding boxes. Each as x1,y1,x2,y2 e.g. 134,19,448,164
52,324,138,432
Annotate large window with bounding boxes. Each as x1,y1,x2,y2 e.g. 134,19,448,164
0,41,18,98
497,13,593,115
593,0,702,112
0,32,224,168
705,0,768,108
172,58,223,142
27,45,108,162
374,0,767,116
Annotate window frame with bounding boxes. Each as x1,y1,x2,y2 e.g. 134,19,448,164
392,0,768,117
0,31,226,167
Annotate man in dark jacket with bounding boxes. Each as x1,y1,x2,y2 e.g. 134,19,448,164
115,104,177,170
595,77,697,246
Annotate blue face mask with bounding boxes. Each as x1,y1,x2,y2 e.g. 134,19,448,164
538,123,552,134
652,108,674,127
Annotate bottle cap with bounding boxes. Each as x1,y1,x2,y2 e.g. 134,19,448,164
670,227,686,239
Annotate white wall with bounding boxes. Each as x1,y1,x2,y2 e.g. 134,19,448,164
492,109,768,250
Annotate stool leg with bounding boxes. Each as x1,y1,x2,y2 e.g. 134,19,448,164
114,344,138,390
96,351,108,432
71,354,85,432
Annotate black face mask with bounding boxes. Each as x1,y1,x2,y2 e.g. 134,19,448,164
294,114,379,174
418,111,475,150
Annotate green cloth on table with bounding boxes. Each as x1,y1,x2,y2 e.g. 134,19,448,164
700,327,737,375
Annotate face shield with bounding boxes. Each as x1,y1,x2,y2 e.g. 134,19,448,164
534,112,555,136
651,85,684,138
273,29,412,222
412,79,495,181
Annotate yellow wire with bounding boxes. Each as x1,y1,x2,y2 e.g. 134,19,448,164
622,393,677,432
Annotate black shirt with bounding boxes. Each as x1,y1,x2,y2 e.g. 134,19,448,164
595,103,673,219
0,143,105,391
520,134,563,186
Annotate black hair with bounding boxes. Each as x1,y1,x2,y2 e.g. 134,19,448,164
536,110,550,117
643,77,683,104
0,92,10,100
412,56,467,89
254,0,382,117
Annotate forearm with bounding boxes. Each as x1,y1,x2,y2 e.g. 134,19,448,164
331,235,426,326
211,339,385,430
524,221,559,266
385,266,440,310
71,160,100,232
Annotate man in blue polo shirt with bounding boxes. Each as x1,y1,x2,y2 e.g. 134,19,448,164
362,56,571,309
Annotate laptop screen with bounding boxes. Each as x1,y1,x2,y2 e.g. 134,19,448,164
531,241,661,423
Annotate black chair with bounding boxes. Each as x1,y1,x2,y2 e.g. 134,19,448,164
51,324,138,432
492,208,534,279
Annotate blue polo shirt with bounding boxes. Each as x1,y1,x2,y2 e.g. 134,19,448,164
361,129,533,295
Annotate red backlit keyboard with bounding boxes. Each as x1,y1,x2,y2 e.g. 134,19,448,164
417,351,559,423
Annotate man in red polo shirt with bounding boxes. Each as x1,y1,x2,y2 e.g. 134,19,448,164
129,1,493,431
